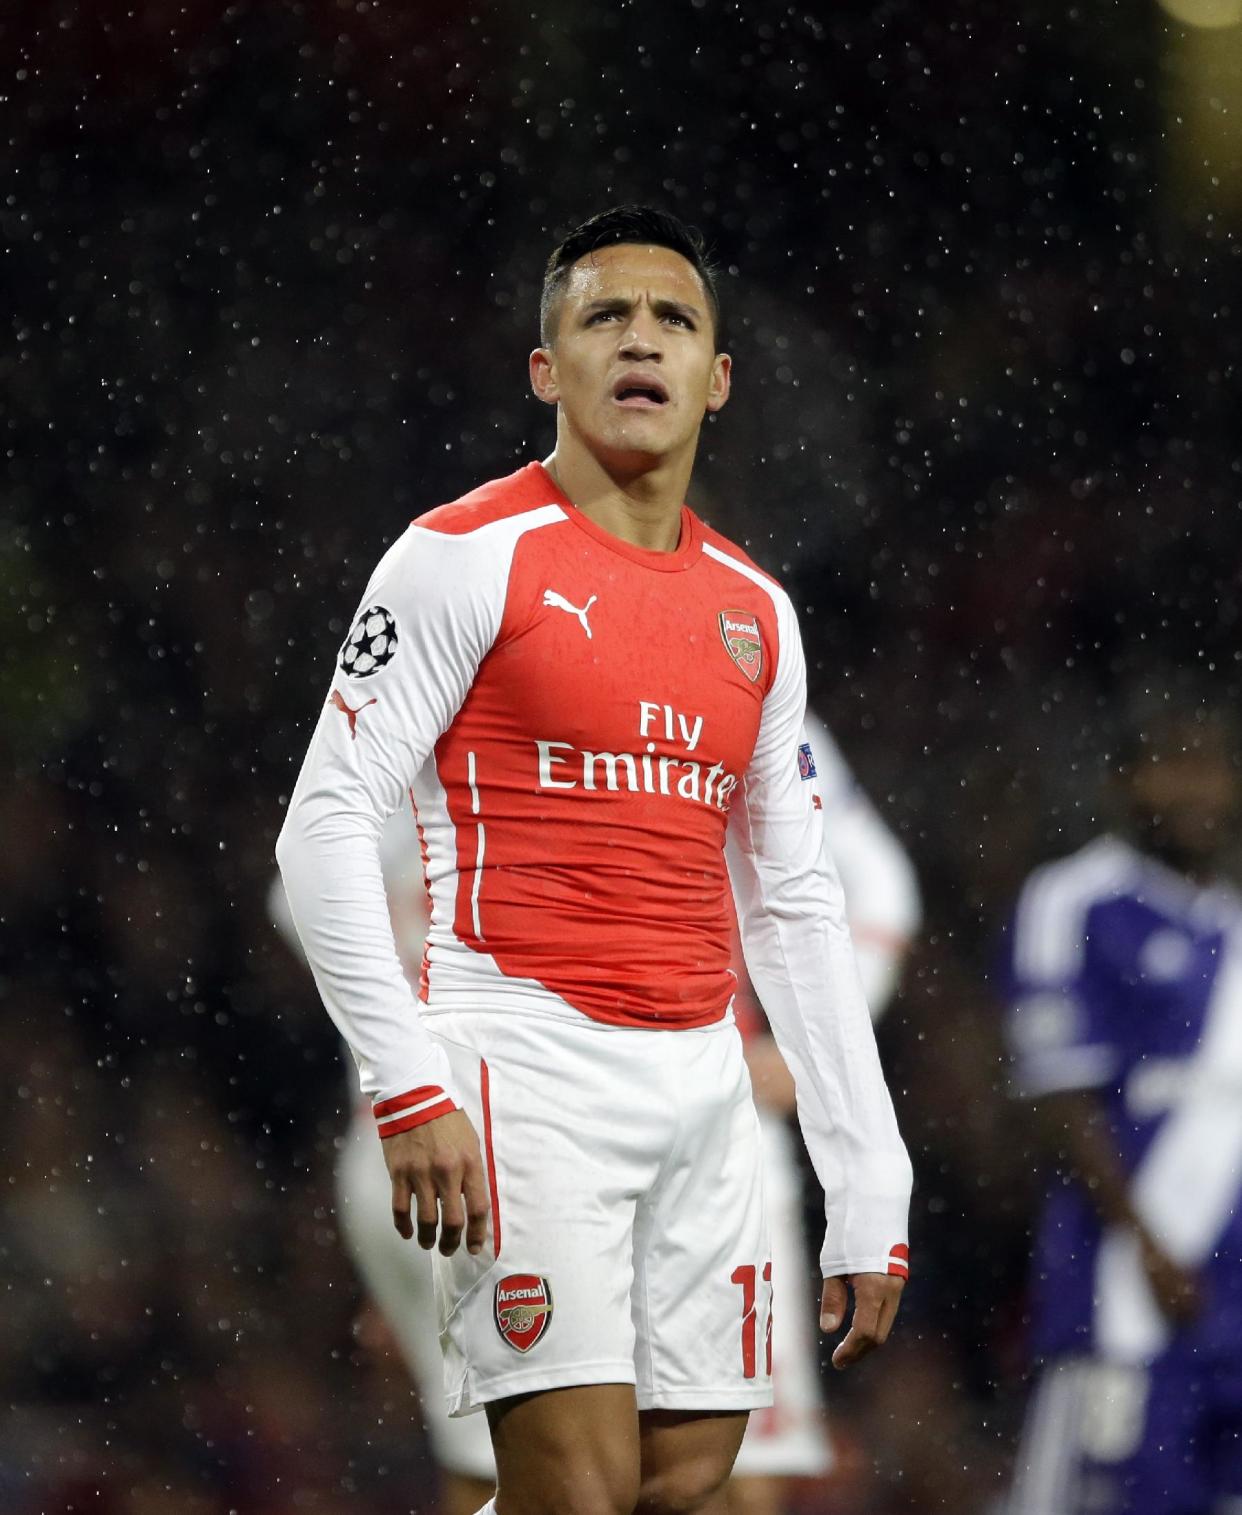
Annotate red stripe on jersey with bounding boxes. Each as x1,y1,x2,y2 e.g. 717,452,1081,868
376,1098,456,1138
374,1085,443,1119
887,1243,910,1280
481,1058,501,1259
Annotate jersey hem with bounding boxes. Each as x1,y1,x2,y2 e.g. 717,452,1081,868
424,1002,737,1039
421,973,734,1032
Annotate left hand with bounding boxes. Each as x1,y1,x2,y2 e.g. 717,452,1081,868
820,1271,904,1370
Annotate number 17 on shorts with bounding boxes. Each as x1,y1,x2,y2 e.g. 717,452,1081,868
731,1262,773,1380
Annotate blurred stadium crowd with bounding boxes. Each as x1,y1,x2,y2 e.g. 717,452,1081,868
3,1,1240,1511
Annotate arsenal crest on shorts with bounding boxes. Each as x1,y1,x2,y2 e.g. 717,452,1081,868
719,610,763,684
494,1274,554,1353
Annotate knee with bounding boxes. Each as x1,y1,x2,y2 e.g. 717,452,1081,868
635,1449,733,1515
500,1456,640,1515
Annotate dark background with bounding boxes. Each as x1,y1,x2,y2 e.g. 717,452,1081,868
3,1,1240,1510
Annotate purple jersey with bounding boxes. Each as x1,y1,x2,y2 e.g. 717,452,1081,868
1005,835,1242,1364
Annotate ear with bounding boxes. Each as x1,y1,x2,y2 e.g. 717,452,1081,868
705,351,731,414
529,347,559,406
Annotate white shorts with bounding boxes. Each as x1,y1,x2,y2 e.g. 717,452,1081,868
335,1110,496,1479
732,1113,832,1478
426,1009,773,1418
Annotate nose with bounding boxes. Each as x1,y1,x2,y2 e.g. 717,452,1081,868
619,311,662,360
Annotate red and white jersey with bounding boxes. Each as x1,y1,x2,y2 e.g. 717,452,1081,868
277,462,911,1276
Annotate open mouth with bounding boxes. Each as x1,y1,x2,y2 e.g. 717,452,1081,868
612,379,669,409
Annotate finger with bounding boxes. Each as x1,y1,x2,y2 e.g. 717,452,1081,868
832,1323,882,1371
820,1276,848,1334
874,1288,900,1344
390,1171,413,1241
832,1290,884,1371
856,1276,903,1346
463,1161,490,1256
437,1166,466,1256
413,1174,439,1250
867,1294,897,1348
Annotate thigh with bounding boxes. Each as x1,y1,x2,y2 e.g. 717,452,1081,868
430,1014,664,1417
637,1408,749,1514
633,1026,772,1413
1009,1355,1211,1515
488,1383,641,1515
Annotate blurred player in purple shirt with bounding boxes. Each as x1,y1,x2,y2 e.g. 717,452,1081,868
1005,696,1242,1515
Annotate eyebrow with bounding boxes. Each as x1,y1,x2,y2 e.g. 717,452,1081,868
579,295,703,323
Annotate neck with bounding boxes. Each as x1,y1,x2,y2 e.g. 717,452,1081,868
544,430,695,553
1135,821,1220,888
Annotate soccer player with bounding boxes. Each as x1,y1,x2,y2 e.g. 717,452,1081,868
270,705,919,1515
1005,699,1242,1515
276,205,912,1515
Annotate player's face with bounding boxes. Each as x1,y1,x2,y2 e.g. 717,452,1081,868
1128,727,1239,870
530,243,730,469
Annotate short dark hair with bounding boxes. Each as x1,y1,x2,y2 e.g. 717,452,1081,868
539,205,721,345
1115,677,1238,775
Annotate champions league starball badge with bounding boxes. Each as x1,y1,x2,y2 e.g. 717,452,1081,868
339,605,398,678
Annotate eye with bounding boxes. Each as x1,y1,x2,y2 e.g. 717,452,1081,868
586,310,620,325
664,311,694,329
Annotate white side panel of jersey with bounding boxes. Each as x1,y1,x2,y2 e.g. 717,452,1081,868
709,544,911,1277
1095,926,1242,1363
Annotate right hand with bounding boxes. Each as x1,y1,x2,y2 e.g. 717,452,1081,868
1138,1231,1201,1326
381,1108,490,1257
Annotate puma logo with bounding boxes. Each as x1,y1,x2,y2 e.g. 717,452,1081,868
542,589,598,640
329,689,377,740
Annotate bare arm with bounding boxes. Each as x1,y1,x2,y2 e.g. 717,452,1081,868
1036,1088,1200,1324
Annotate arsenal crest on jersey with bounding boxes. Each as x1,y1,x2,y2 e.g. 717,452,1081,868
719,610,763,684
494,1274,554,1353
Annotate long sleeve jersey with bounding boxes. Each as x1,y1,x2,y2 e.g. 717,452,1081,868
276,461,911,1278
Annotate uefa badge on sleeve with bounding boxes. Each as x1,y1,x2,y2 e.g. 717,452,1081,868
494,1274,554,1353
798,742,817,780
339,605,398,679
